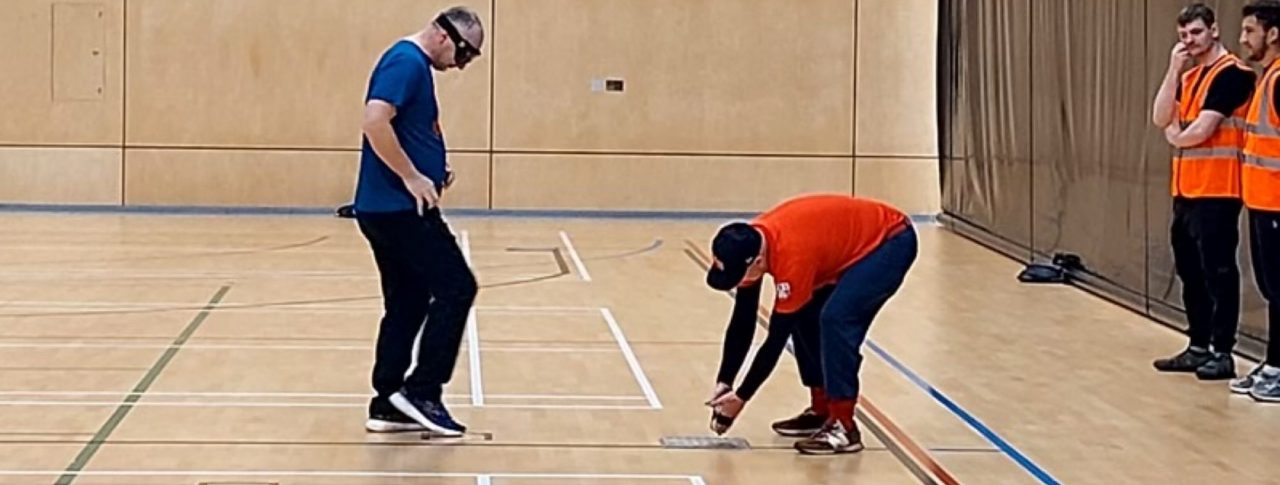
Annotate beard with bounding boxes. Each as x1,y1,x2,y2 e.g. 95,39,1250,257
1247,46,1267,62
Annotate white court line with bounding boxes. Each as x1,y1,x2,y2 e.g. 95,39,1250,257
0,400,655,410
462,231,483,408
468,306,484,407
600,308,662,409
559,230,592,281
0,470,701,481
0,342,619,353
0,391,644,401
689,477,709,485
476,475,492,485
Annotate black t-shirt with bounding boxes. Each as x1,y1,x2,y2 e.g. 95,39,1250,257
1272,70,1280,115
1177,63,1256,117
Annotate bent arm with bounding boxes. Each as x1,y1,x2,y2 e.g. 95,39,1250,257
733,310,801,401
1153,68,1181,128
1163,110,1225,148
362,101,422,181
716,283,762,386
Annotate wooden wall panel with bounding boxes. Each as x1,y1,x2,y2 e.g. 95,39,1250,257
0,0,946,213
491,155,853,211
855,0,938,157
492,0,854,155
855,157,941,215
0,148,122,204
123,150,489,209
438,153,490,209
0,0,123,144
53,3,108,101
124,149,357,207
125,0,490,150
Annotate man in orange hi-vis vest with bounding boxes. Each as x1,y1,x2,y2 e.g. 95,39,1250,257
1151,3,1256,381
1231,0,1280,402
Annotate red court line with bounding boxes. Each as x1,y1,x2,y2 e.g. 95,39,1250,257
684,241,961,485
860,398,963,485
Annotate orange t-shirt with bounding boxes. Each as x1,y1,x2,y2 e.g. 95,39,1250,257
750,194,908,314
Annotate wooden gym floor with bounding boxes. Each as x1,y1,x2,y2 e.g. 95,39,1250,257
0,209,1277,485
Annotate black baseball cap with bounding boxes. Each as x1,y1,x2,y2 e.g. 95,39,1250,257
705,222,763,291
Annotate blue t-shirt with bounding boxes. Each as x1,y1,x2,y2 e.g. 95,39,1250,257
353,40,448,213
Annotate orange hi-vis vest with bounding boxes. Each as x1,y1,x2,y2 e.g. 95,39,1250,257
1243,58,1280,211
1173,53,1249,198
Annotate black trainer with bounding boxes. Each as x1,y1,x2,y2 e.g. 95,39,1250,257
1195,353,1236,380
1153,348,1212,373
365,396,425,433
389,390,467,437
771,408,828,437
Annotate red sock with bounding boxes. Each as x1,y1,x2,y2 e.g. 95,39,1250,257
829,398,856,430
809,388,829,416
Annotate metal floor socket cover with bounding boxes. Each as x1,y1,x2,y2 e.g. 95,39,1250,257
660,435,751,449
421,431,494,441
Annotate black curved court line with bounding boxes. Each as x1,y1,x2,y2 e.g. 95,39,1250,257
0,250,564,318
583,238,664,260
0,238,662,284
469,238,662,272
1,235,332,267
0,238,662,318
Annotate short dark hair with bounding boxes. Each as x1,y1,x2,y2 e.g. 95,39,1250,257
1245,0,1280,40
1178,3,1216,27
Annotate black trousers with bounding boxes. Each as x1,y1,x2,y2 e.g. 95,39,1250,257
790,286,833,389
356,208,477,401
1249,208,1280,366
1171,197,1243,354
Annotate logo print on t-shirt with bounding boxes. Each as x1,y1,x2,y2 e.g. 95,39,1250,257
776,282,791,300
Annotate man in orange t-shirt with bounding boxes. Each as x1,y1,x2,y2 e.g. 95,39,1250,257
703,193,917,455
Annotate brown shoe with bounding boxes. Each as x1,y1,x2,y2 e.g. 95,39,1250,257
794,420,864,455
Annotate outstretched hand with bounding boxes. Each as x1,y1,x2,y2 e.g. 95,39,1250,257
707,389,745,435
705,382,731,405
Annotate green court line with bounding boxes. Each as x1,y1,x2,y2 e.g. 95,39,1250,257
54,285,231,485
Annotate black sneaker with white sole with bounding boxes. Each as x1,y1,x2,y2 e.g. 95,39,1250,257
1249,371,1280,403
794,420,864,455
389,391,467,437
1230,365,1265,394
365,397,426,433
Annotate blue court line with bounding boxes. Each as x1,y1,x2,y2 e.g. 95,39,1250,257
865,339,1063,485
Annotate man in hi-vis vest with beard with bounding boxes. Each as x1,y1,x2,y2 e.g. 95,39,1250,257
1151,3,1256,381
1231,0,1280,402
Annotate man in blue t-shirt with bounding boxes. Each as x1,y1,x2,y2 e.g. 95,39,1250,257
351,6,484,438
